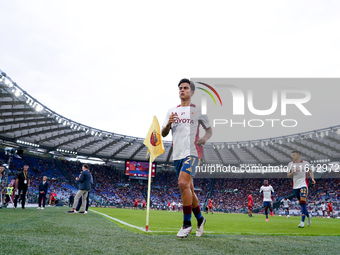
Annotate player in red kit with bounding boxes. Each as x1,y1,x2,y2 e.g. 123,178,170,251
142,200,146,210
327,202,333,218
134,199,138,210
208,199,213,214
248,193,254,217
50,190,57,207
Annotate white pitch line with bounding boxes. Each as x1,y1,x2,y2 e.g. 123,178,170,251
89,209,149,232
151,231,215,233
89,209,215,234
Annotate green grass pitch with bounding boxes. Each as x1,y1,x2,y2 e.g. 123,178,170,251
0,207,339,255
91,207,340,236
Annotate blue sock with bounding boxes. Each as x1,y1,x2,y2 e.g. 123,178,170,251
193,205,203,220
301,205,306,222
305,205,309,217
184,213,192,222
265,208,268,218
183,205,192,225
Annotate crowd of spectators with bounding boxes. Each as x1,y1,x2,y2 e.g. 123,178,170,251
1,152,339,213
210,178,340,213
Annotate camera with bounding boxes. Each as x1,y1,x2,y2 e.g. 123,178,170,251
4,147,16,155
4,147,23,158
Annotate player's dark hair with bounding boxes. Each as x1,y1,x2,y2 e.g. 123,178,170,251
178,78,195,91
83,164,89,169
292,150,301,155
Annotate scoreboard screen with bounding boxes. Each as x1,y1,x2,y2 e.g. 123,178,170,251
125,160,156,179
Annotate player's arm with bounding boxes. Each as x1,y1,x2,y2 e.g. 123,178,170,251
287,163,294,178
287,171,294,178
162,112,178,137
196,127,212,145
308,165,316,184
196,118,212,145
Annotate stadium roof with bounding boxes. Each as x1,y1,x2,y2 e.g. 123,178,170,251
1,69,340,165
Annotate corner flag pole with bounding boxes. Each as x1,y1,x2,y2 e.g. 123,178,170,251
145,157,152,232
143,116,165,232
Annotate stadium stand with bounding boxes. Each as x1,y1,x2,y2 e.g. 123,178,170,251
0,69,339,215
1,150,339,215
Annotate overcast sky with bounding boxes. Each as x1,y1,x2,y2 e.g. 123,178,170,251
1,0,340,142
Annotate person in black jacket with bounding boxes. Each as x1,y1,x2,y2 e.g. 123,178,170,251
14,165,30,210
76,174,93,213
66,164,93,214
37,176,49,209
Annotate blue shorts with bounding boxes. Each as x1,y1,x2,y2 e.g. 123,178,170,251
263,201,272,208
293,187,308,202
173,156,200,178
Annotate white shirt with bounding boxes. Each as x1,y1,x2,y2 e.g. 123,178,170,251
260,185,274,202
163,104,210,160
321,203,326,210
281,199,290,208
287,161,312,189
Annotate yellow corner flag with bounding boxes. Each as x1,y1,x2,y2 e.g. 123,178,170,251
143,116,165,162
143,116,165,231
